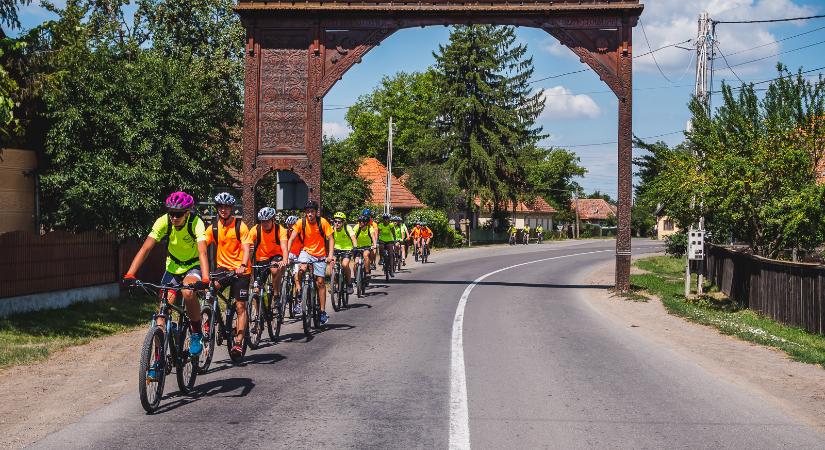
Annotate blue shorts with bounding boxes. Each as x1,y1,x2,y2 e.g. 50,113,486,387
297,251,326,277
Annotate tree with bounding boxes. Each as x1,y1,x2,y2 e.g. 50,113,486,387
321,136,371,217
522,145,585,208
24,0,244,237
586,190,615,204
642,65,825,258
433,25,545,220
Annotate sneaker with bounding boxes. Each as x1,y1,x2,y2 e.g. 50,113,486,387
230,344,243,358
189,333,203,356
402,260,406,266
293,303,303,315
347,285,354,295
147,362,159,381
320,311,329,325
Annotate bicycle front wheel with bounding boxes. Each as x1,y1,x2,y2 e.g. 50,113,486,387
356,266,363,298
175,322,198,394
139,326,166,413
330,266,341,312
248,291,264,350
226,307,247,364
198,305,216,374
301,284,312,337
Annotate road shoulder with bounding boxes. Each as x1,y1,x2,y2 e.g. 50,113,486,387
581,256,825,433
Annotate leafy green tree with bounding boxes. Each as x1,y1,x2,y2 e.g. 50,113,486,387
403,162,462,211
522,146,585,208
0,0,29,145
321,136,371,217
585,190,615,204
642,65,825,258
433,25,545,220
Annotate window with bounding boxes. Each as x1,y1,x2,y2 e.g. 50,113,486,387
664,219,674,231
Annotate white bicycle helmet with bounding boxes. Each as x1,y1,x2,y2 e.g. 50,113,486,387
214,192,236,206
285,215,299,226
257,207,277,222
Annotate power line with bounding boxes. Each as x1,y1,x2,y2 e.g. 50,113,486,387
715,43,745,84
640,18,675,84
527,68,590,85
713,14,825,25
542,130,685,149
713,38,825,72
722,25,825,57
710,65,825,93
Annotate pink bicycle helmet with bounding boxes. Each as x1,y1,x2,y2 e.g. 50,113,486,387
165,191,194,210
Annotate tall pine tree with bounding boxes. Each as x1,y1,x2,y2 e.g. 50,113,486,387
433,25,545,221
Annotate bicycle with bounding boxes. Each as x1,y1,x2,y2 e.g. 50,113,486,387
353,246,370,298
380,242,394,280
419,240,429,264
394,241,403,273
294,260,322,337
201,270,250,366
330,250,352,312
131,280,203,413
250,257,282,347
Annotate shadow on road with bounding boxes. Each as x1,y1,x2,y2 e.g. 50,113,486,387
152,377,256,414
383,279,613,290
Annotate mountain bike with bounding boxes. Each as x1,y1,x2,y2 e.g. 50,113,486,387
330,250,351,312
294,260,321,337
203,270,250,365
394,241,403,273
250,257,282,347
380,242,394,280
419,240,429,263
353,247,370,298
132,280,203,413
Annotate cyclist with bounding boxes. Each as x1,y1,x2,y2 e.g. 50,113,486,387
411,221,422,260
418,221,433,259
536,225,544,243
522,224,531,245
352,214,376,278
392,215,409,265
246,207,288,311
362,208,379,270
122,191,209,359
204,192,251,359
286,200,334,325
508,224,517,245
283,215,305,315
330,211,358,294
376,213,396,275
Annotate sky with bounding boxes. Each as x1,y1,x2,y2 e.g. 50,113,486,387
15,0,825,199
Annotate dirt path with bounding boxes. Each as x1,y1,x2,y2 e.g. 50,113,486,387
0,327,144,448
583,256,825,433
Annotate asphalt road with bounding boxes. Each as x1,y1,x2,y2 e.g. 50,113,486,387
31,239,825,449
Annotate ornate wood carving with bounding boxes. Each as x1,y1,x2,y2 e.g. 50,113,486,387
543,27,624,96
320,27,398,96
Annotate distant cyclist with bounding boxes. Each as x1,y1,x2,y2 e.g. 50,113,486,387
204,192,251,359
392,216,409,266
536,225,544,243
376,213,396,275
286,200,334,325
123,191,209,358
522,224,531,245
508,225,517,245
352,214,376,278
330,211,358,294
246,207,288,306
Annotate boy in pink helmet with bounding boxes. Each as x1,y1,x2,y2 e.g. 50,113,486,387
123,191,210,357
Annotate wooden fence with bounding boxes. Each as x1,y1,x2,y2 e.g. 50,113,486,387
0,230,166,298
705,244,825,335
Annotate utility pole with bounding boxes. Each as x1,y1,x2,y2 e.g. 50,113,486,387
574,191,581,239
384,116,394,215
686,11,714,297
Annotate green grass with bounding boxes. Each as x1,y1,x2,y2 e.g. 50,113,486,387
0,294,157,369
632,256,825,367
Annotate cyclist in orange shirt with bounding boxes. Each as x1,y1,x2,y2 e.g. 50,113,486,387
245,207,288,306
204,192,251,358
286,200,335,325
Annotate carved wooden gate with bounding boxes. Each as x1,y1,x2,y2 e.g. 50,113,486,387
235,0,643,290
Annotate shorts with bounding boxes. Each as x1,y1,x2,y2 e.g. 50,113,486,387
215,269,250,302
297,251,326,278
160,267,202,287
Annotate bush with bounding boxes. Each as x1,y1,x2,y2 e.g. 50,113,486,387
406,208,454,247
664,231,688,257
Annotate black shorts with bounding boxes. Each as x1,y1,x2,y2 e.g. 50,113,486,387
215,270,250,302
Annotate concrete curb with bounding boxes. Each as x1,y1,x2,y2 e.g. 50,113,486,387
0,283,120,318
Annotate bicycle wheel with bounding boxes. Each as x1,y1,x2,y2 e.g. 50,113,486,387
248,291,264,350
384,250,390,281
341,271,350,308
301,282,312,337
356,265,363,298
282,275,296,320
175,321,198,394
312,289,321,329
198,305,216,374
138,326,166,413
225,307,247,364
266,278,278,341
331,265,341,312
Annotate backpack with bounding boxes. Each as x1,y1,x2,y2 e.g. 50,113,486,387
160,212,201,266
299,216,328,254
212,217,243,250
355,224,374,244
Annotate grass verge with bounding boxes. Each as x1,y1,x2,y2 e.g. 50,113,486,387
0,294,157,369
630,256,825,367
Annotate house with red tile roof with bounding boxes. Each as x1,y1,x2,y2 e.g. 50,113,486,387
475,196,557,230
570,198,617,226
357,157,425,212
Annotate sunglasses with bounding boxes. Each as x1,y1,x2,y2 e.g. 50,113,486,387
333,219,343,223
168,211,187,218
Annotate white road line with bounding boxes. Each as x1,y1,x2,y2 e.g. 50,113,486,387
449,249,614,449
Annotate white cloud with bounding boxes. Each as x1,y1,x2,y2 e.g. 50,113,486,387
322,121,351,139
540,86,602,119
633,0,817,76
